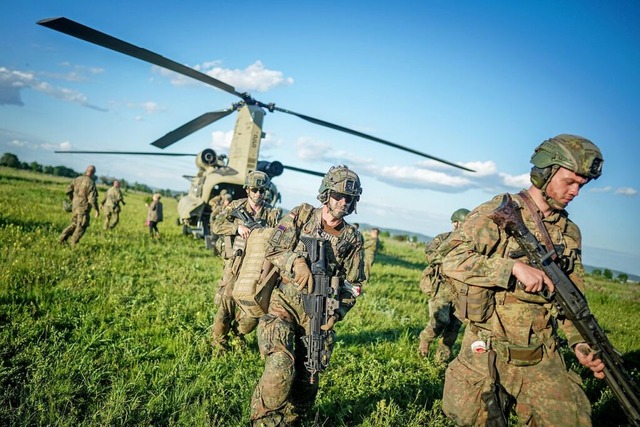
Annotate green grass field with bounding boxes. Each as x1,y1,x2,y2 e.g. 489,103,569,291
1,167,638,426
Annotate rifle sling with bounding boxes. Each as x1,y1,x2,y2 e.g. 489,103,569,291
516,191,557,259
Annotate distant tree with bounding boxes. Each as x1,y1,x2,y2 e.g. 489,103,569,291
53,165,79,178
591,269,602,276
617,273,629,283
20,161,29,170
380,230,390,238
30,161,43,173
0,153,20,168
43,165,54,175
603,269,613,280
99,175,112,185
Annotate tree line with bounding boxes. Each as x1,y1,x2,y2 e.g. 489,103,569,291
0,152,179,197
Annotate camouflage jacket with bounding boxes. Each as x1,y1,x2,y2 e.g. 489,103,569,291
441,191,584,348
102,187,124,211
420,231,452,296
66,175,99,214
211,198,280,237
266,203,365,321
363,235,380,259
147,201,163,222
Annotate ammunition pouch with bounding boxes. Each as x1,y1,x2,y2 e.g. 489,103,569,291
455,283,495,323
419,265,439,296
492,340,544,366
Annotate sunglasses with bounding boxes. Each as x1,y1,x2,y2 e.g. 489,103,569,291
330,191,353,203
250,187,266,194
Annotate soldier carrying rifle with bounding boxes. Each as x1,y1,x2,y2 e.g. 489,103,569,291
440,135,609,426
250,165,365,426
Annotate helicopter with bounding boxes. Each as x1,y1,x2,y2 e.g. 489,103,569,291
55,145,325,238
40,17,474,238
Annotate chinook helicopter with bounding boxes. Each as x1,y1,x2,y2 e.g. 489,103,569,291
56,145,324,237
40,17,474,238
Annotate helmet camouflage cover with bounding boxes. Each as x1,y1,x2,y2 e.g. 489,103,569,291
450,208,470,223
317,165,362,214
531,134,604,181
244,171,270,189
318,165,362,198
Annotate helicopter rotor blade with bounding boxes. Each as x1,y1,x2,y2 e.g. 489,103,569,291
151,109,235,149
37,17,245,99
55,150,196,156
272,106,474,172
282,165,325,178
39,17,473,172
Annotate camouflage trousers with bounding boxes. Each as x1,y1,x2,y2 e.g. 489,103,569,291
442,328,592,426
363,254,375,279
250,287,324,426
419,289,462,361
59,212,90,245
211,270,259,346
103,209,120,230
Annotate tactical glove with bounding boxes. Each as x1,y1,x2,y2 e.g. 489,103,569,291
293,257,313,294
320,315,338,331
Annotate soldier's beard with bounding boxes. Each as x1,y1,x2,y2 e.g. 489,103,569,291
328,203,348,219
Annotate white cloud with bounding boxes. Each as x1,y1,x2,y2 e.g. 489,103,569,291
126,101,163,114
501,172,530,188
211,130,233,151
0,66,106,111
615,187,638,197
589,186,612,193
152,60,294,92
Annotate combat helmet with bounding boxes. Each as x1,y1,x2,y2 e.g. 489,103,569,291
530,134,603,209
244,170,270,190
317,164,362,214
450,208,470,223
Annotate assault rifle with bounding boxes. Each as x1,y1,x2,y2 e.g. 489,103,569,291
300,236,340,384
230,206,263,230
489,194,640,427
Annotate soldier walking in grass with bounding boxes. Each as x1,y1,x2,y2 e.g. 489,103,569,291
146,193,163,239
209,171,280,352
440,135,606,426
250,165,365,426
362,227,381,280
59,165,100,246
418,208,469,364
101,180,125,230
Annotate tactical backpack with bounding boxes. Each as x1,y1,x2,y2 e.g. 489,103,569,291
232,227,278,318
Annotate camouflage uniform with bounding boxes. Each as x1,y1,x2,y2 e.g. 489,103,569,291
418,231,462,363
250,204,364,426
210,198,280,348
59,174,99,245
440,192,591,426
101,185,125,229
362,232,380,279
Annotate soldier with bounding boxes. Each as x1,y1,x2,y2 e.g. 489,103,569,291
208,188,229,212
418,208,469,363
363,227,381,279
59,165,100,246
210,171,280,352
101,180,126,230
250,165,365,426
146,193,163,239
440,135,605,426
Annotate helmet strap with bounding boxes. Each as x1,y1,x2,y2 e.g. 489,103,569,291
540,165,566,210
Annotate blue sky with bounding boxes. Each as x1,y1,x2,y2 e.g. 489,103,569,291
2,1,639,275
